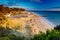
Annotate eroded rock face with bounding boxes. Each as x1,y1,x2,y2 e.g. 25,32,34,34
0,5,53,38
1,12,53,38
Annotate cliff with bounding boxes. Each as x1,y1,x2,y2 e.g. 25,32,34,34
0,5,25,17
0,5,53,38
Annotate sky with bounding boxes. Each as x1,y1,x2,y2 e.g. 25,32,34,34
0,0,60,10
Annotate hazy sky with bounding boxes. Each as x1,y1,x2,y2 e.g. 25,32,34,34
0,0,60,10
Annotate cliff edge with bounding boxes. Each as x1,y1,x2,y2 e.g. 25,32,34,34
0,5,53,38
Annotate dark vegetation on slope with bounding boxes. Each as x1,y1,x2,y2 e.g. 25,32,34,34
0,26,25,40
54,25,60,31
0,24,60,40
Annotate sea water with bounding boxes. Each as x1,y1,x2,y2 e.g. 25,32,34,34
29,11,60,26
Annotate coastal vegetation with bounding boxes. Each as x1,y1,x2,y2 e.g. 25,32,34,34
54,25,60,31
0,25,60,40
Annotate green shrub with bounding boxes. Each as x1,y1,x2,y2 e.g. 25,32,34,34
0,37,10,40
32,30,60,40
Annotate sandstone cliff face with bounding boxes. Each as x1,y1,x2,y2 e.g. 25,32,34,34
0,5,53,38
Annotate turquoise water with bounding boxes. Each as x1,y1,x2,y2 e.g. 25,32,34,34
35,11,60,25
29,11,60,25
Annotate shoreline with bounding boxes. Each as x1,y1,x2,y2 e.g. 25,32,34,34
29,11,55,27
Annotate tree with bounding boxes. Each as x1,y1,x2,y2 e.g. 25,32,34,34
54,25,60,31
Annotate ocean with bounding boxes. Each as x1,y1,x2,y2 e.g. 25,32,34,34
28,11,60,26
